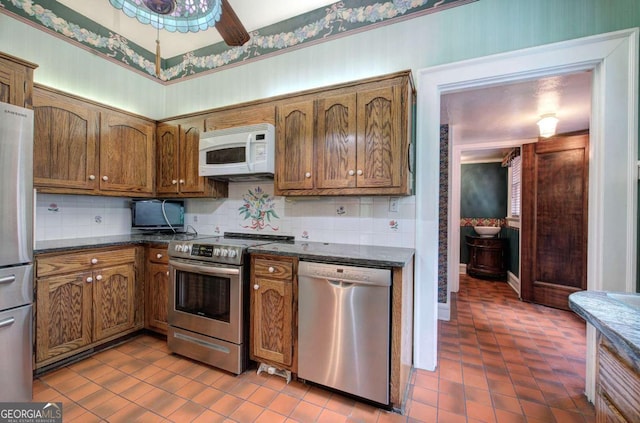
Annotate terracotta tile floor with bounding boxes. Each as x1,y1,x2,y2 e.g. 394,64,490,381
34,275,595,422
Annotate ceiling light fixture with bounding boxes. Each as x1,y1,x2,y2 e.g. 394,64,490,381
109,0,223,33
537,113,559,138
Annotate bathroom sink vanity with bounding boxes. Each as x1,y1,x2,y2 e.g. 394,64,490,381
466,235,507,280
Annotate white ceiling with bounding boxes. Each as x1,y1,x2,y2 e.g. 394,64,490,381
57,0,336,58
443,71,593,162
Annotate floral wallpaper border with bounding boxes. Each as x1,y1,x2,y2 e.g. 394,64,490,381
0,0,477,83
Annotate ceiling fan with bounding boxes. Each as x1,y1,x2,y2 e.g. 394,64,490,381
142,0,250,46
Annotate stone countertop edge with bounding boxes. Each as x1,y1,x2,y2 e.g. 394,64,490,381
35,233,183,254
248,241,415,268
569,290,640,362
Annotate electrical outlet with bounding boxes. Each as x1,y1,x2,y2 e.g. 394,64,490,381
389,197,399,212
193,215,198,223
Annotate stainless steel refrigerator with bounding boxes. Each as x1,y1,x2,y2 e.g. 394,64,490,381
0,102,34,402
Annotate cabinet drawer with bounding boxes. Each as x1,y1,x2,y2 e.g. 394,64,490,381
598,342,640,422
254,258,293,280
148,247,169,264
37,247,136,277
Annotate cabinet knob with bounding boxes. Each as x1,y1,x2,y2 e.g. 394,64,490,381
166,271,169,276
348,170,355,176
91,258,98,265
179,179,185,184
95,275,103,281
156,253,163,259
86,276,93,283
172,179,178,185
253,284,260,290
89,174,96,181
102,175,109,181
356,169,363,176
305,172,311,178
268,266,275,273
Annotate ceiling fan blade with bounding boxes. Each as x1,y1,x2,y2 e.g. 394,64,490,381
216,0,250,46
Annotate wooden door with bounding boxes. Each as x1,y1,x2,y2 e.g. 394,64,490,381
35,272,93,363
356,86,402,188
156,124,180,195
521,133,589,310
100,110,155,195
93,263,136,341
251,277,293,366
316,93,357,189
178,124,206,194
146,262,169,333
33,89,99,190
275,100,315,190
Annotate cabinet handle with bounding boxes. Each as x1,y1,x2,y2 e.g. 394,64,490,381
89,174,96,181
156,253,163,259
268,266,275,273
179,179,185,184
102,175,109,181
95,275,103,281
356,169,363,176
86,276,93,283
172,179,178,185
348,170,355,176
253,284,260,290
91,258,98,264
305,172,311,178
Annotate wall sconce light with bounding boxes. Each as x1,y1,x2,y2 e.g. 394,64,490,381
537,114,559,138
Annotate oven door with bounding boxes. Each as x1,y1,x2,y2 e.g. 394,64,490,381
168,258,243,344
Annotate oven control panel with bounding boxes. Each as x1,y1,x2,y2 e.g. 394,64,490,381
169,241,242,265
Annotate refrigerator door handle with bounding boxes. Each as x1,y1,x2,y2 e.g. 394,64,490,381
0,317,15,329
0,275,16,285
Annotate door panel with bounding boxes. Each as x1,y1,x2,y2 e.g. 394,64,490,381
521,133,589,310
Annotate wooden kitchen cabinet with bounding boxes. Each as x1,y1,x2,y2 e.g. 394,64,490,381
145,245,169,334
156,122,227,198
33,85,155,197
35,247,143,368
250,254,297,371
276,100,315,190
275,71,414,196
33,87,99,191
466,235,507,280
596,334,640,422
100,109,155,195
0,52,37,108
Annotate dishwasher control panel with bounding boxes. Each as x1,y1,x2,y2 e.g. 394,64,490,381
298,261,390,286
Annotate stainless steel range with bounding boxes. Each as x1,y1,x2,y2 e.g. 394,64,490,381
167,232,290,374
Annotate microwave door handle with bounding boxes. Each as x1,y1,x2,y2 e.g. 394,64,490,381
246,134,254,171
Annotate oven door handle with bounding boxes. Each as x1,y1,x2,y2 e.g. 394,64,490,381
169,259,240,276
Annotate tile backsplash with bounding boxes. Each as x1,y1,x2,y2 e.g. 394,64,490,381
35,182,416,248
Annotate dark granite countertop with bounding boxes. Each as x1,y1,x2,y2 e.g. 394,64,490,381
36,235,414,268
569,290,640,366
34,232,209,254
248,241,414,268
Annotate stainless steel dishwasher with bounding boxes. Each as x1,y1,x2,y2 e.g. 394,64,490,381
298,261,391,405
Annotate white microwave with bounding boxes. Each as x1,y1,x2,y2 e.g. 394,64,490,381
199,123,275,180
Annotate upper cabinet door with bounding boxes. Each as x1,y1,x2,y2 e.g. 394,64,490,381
276,100,315,190
316,93,357,189
0,53,36,108
33,89,99,191
356,86,402,188
156,124,180,195
178,124,206,194
100,110,155,194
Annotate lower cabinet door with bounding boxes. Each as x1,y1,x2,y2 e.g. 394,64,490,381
36,272,93,363
147,262,169,333
93,263,136,341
